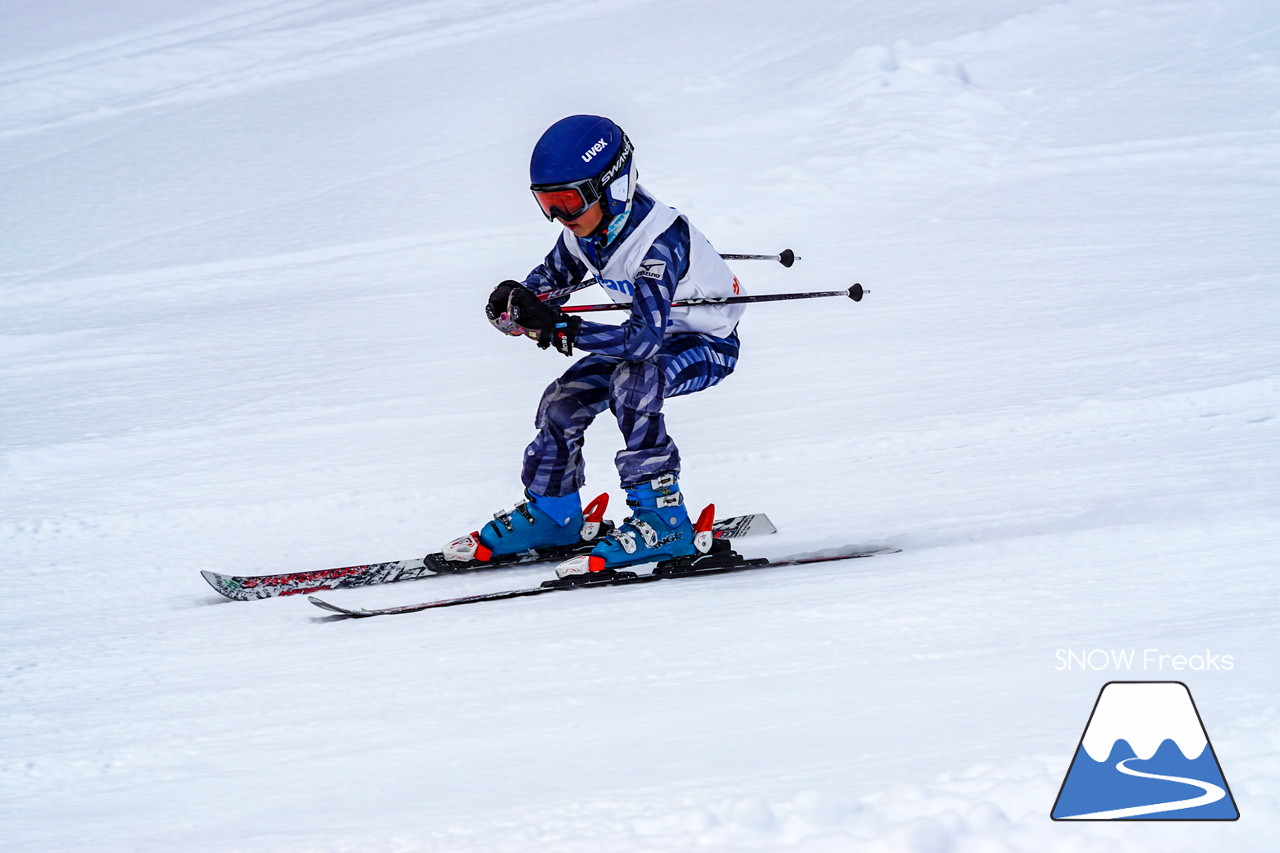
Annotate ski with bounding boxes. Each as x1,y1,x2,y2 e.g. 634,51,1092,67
202,512,776,601
308,545,900,618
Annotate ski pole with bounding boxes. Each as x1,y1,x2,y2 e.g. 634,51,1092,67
561,283,865,314
536,250,799,303
719,248,799,267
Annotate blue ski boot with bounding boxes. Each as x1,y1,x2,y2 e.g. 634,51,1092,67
556,474,699,577
441,490,609,566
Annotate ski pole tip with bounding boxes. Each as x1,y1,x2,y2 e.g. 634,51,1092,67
848,283,864,302
778,248,798,268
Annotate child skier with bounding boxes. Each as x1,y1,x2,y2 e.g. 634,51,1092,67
446,114,745,578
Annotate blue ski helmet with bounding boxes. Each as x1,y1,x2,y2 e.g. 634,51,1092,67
529,115,636,221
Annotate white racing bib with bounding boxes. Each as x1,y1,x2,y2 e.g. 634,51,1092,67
564,189,745,338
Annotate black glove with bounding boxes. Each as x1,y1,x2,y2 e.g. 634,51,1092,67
485,280,522,335
508,286,582,356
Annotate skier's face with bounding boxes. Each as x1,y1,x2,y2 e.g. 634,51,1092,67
559,201,604,238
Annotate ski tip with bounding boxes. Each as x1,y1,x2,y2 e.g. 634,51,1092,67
307,596,367,617
830,546,900,558
201,569,247,600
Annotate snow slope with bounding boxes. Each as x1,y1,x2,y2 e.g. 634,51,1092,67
2,1,1278,850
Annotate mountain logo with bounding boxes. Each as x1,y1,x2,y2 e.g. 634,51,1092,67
1052,681,1238,820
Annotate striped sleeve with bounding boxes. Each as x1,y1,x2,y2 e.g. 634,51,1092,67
521,233,589,307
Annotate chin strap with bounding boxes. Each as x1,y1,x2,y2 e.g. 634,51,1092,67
594,183,634,245
601,207,629,245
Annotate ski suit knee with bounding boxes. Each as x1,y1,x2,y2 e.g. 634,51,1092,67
522,331,739,497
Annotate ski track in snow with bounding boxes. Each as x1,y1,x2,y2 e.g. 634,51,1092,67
2,0,1279,850
0,0,643,139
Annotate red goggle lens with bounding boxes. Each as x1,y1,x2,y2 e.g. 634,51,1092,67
532,187,590,221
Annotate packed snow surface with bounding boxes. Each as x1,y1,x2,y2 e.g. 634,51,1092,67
2,1,1278,851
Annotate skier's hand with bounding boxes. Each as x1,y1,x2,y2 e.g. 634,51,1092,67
486,281,523,336
509,287,581,356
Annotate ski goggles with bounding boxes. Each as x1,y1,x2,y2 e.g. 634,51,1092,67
531,178,600,222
